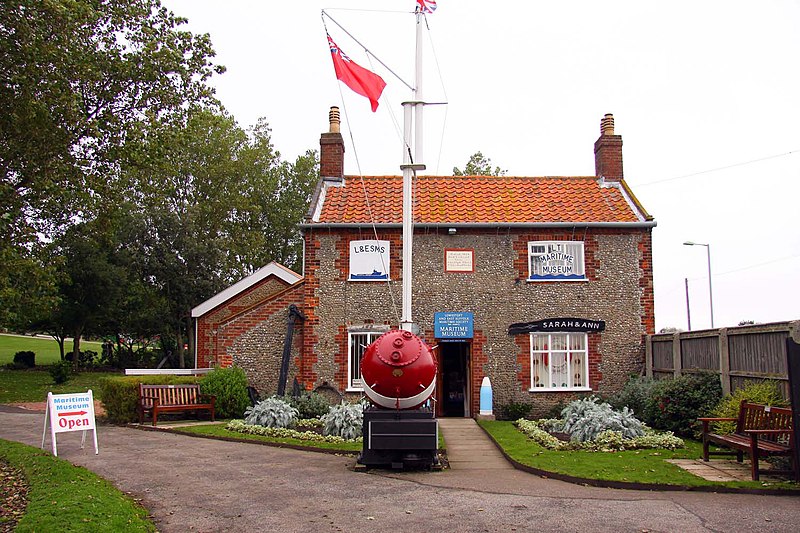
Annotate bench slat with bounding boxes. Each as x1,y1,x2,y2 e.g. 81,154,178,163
137,384,216,426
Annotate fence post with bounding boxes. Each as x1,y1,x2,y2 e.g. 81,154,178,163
718,327,731,395
672,331,682,377
645,334,653,378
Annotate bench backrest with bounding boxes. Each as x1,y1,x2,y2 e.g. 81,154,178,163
736,400,793,445
139,384,202,408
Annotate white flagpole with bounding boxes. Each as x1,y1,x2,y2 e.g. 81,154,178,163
400,10,426,332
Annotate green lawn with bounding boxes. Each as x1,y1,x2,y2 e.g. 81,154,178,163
0,439,155,532
0,369,121,403
0,334,103,366
479,420,798,491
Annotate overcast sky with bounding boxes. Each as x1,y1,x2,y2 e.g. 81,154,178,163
162,0,800,331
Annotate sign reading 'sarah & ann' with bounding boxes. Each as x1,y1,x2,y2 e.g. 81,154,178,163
508,317,606,335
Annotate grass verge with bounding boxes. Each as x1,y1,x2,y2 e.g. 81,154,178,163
0,334,103,366
479,420,798,491
0,439,155,532
0,369,121,403
174,423,363,453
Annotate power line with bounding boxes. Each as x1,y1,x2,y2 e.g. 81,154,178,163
636,149,800,187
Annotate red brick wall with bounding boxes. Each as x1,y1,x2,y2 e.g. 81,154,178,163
594,134,623,181
320,132,344,178
199,283,304,369
639,230,655,334
195,276,295,368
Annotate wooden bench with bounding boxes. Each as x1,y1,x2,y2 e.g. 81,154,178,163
698,399,795,480
137,384,216,426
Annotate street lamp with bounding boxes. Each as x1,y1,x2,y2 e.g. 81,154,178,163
683,241,714,329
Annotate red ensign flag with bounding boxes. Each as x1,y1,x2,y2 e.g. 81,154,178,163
328,34,386,112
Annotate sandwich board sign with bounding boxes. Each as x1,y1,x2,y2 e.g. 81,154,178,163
41,390,99,456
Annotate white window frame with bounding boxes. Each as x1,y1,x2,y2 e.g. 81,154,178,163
527,240,586,282
347,328,386,391
529,332,591,392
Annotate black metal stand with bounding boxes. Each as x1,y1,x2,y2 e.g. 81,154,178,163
359,406,438,470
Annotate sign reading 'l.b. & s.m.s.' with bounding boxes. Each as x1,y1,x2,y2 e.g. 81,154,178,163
508,317,606,335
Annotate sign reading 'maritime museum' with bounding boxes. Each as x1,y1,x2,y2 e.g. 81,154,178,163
508,317,606,335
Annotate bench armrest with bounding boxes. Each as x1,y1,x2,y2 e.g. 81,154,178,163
744,429,793,436
198,394,216,404
698,417,737,433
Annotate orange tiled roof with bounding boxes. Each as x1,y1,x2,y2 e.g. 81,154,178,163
316,175,644,224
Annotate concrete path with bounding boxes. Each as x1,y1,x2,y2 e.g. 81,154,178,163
2,408,799,532
438,418,512,471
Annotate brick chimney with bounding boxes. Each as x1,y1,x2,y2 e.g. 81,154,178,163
594,113,623,181
320,106,344,180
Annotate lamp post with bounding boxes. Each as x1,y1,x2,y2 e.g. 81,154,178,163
683,241,714,329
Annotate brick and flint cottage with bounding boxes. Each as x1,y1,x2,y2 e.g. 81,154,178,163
193,109,655,418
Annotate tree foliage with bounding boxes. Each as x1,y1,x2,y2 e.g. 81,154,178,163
453,151,506,176
1,1,320,371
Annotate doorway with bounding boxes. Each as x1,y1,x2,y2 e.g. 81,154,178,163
439,341,470,417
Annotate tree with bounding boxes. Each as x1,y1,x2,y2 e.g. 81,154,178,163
0,0,223,329
118,108,318,367
453,152,507,176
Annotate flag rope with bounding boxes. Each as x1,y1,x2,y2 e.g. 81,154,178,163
322,10,415,92
332,65,402,327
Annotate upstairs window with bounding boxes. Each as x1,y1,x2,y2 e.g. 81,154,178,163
530,332,590,391
528,241,586,281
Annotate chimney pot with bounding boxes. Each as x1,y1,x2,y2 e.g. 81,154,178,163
329,106,341,133
601,113,615,136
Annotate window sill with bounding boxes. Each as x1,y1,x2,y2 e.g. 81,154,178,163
345,388,364,393
528,387,592,393
526,278,588,283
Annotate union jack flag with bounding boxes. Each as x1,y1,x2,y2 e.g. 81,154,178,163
416,0,437,14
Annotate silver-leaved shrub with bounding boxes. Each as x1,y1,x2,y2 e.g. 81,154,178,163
244,397,299,428
560,396,644,442
322,402,364,440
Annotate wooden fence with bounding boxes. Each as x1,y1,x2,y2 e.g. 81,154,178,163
645,320,800,398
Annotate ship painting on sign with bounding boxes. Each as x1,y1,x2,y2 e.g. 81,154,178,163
350,269,387,280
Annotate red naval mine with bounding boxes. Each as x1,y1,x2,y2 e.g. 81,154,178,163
360,329,437,410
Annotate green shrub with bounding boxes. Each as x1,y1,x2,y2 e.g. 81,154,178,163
643,372,722,438
199,366,250,419
515,418,684,452
322,402,364,440
605,374,658,420
49,360,72,384
283,392,331,419
560,396,645,442
13,351,35,368
498,401,533,421
709,380,788,435
244,397,298,428
98,375,199,424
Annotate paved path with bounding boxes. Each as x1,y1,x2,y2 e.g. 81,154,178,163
1,408,799,532
438,417,512,471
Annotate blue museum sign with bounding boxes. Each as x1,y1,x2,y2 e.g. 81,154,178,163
434,312,474,340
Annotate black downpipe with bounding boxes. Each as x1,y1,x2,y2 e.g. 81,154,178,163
277,305,306,397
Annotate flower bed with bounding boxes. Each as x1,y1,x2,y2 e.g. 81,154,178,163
515,418,683,452
226,419,362,444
